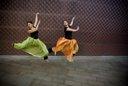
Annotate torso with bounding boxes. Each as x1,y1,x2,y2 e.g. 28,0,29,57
64,26,72,39
30,30,39,39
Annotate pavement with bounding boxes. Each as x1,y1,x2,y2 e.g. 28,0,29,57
0,55,128,86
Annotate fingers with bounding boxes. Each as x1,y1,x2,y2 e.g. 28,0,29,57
77,26,79,31
36,12,39,15
72,16,75,20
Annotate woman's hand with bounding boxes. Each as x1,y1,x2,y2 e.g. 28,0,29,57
36,12,39,15
34,12,39,27
76,26,79,31
70,16,76,26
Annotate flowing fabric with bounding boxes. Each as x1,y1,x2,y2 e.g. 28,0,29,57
52,37,79,62
14,37,49,58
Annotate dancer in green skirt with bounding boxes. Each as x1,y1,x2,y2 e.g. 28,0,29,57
13,12,49,60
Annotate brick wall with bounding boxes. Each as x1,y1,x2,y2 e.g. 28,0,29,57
0,0,128,55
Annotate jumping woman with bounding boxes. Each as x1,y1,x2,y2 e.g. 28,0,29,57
13,13,49,61
49,17,79,62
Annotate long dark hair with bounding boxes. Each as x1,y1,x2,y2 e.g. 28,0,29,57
27,21,33,24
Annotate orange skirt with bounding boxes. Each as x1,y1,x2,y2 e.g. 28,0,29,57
52,37,79,62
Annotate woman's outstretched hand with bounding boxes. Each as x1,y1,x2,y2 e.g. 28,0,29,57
36,12,39,15
76,26,79,31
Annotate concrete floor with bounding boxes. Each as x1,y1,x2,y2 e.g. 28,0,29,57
0,55,127,86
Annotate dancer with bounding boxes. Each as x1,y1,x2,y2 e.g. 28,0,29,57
13,13,49,60
49,17,79,62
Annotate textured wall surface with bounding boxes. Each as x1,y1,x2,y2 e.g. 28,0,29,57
0,0,128,55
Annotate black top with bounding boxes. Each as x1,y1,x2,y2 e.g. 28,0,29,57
30,30,39,39
64,26,72,39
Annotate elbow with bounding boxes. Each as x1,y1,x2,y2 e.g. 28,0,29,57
69,24,72,26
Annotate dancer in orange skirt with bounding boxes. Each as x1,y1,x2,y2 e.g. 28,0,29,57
48,17,79,62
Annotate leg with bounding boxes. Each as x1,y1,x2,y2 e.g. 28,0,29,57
43,56,49,62
73,54,76,56
48,48,53,53
44,56,48,60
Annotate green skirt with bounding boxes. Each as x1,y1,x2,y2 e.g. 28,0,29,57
14,37,49,58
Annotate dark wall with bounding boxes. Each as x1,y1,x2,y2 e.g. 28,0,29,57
0,0,128,55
